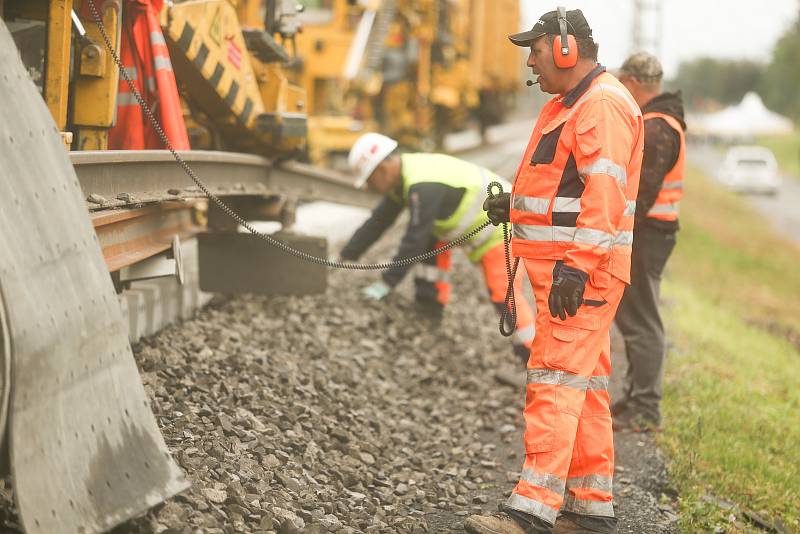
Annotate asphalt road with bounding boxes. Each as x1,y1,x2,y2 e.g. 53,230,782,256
688,143,800,244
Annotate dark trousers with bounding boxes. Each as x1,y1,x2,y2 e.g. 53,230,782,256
614,224,677,423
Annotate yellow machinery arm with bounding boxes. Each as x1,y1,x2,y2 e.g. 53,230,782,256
290,0,520,159
292,0,521,159
162,0,308,156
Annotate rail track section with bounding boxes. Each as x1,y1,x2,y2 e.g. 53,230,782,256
110,120,533,345
0,17,385,533
71,151,378,343
72,151,377,278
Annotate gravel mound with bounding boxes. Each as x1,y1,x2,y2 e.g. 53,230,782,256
114,249,526,533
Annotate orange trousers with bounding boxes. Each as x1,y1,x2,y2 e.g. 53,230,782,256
505,258,625,524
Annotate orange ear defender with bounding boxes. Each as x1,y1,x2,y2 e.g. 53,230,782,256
553,6,578,68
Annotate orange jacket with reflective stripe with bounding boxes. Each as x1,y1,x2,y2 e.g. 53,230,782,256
510,67,644,283
107,0,190,150
643,112,685,222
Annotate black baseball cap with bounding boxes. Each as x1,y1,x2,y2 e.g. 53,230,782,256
509,8,593,47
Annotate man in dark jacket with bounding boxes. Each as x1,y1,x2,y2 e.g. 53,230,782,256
613,52,686,431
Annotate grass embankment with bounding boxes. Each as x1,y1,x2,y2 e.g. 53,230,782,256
659,167,800,532
757,131,800,180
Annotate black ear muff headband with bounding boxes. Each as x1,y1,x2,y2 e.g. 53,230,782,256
557,6,570,57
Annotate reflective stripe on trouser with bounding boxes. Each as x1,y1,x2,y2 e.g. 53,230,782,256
505,258,625,523
480,243,535,352
414,239,451,305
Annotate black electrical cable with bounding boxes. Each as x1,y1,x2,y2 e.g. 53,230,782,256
487,182,517,338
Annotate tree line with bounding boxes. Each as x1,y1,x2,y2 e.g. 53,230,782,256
666,15,800,121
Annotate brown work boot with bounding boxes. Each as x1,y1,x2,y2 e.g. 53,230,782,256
552,517,600,534
553,515,616,534
464,511,529,534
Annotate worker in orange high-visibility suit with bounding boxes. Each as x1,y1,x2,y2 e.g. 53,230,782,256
613,52,686,432
340,133,536,364
95,0,190,150
465,7,643,534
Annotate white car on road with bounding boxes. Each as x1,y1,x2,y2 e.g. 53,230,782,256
718,145,781,195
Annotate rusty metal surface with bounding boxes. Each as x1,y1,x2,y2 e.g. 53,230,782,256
71,149,379,209
91,202,202,272
198,232,328,295
0,21,188,534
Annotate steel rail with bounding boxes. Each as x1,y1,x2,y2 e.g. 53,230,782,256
73,151,378,273
91,201,202,272
71,150,378,210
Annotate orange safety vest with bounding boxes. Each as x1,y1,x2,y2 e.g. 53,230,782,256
643,112,685,221
510,67,644,283
107,0,190,150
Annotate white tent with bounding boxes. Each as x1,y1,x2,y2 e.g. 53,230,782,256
691,92,794,138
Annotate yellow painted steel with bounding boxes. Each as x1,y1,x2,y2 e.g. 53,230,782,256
294,0,521,160
292,0,358,115
233,0,261,28
163,0,307,154
45,0,72,131
164,1,266,129
254,62,305,114
2,0,74,147
71,0,122,151
306,115,369,165
469,0,521,92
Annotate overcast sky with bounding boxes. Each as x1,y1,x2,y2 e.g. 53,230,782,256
521,1,800,77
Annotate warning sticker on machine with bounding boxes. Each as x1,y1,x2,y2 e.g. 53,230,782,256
228,40,242,70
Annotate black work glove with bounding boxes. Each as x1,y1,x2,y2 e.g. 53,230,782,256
548,261,589,320
482,192,511,226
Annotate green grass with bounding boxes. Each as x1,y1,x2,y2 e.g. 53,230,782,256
757,131,800,180
668,166,800,335
659,167,800,532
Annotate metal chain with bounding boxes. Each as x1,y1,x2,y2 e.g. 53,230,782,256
86,0,495,271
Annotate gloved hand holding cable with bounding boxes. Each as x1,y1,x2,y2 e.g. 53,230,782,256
482,192,511,226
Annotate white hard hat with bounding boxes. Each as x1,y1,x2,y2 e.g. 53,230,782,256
348,132,398,188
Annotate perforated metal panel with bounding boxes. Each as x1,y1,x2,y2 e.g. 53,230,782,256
0,21,188,534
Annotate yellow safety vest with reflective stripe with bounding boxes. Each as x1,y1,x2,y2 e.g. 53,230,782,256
401,153,506,262
643,112,685,221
